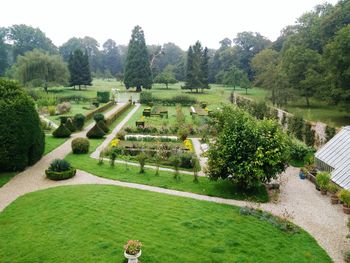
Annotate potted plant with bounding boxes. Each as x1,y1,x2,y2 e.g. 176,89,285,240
338,190,350,214
316,172,330,195
328,183,339,204
124,240,142,263
299,168,306,179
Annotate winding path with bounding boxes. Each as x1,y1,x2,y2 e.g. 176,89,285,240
0,102,349,263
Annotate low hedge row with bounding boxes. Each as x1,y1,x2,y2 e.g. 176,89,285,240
45,168,76,180
85,100,114,120
105,102,132,126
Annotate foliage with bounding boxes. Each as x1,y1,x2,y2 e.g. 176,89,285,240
287,116,304,141
327,183,338,194
65,118,77,132
207,106,289,189
124,240,142,255
339,190,350,206
124,26,152,91
68,49,92,89
325,126,336,142
316,172,330,191
52,124,71,138
97,120,109,133
85,101,115,121
102,39,122,76
93,113,105,123
304,123,315,147
154,65,178,89
105,102,132,126
137,152,147,173
86,124,105,139
71,138,90,154
56,102,71,114
288,138,313,162
96,91,110,103
73,114,86,130
140,91,153,104
48,159,71,172
0,79,44,171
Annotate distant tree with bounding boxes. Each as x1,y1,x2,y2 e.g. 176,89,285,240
124,25,152,92
157,42,185,71
14,49,68,93
154,65,178,89
102,39,122,76
184,41,209,93
0,29,8,76
68,49,92,90
221,65,244,90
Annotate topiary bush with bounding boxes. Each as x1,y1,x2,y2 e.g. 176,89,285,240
73,114,85,130
52,124,72,138
97,91,110,103
45,159,76,180
65,118,77,132
0,79,45,171
71,138,90,154
97,120,109,133
86,124,106,139
93,113,105,123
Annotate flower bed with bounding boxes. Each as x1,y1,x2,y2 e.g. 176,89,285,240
125,134,178,142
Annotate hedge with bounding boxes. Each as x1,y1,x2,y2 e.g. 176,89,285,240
52,124,71,138
97,120,109,133
97,91,110,103
85,100,114,120
140,92,197,106
71,138,90,154
86,124,106,139
105,102,132,126
65,118,77,132
0,79,45,171
45,168,76,180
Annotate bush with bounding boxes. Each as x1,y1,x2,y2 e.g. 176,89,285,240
85,101,114,120
48,106,56,116
58,95,89,103
45,159,76,180
97,91,110,103
65,118,77,132
94,113,105,123
97,120,109,133
288,116,304,141
86,124,105,139
345,251,350,263
316,172,330,191
71,138,89,154
179,152,197,169
325,125,336,142
288,138,313,162
304,123,315,147
52,124,71,138
339,190,350,206
56,102,71,114
178,126,189,141
73,114,85,130
0,79,45,171
48,159,71,172
105,102,132,126
137,152,147,173
140,91,153,104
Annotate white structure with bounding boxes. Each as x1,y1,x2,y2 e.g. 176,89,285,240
315,126,350,189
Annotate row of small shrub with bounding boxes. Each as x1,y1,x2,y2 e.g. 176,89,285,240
52,114,86,138
57,95,90,103
105,101,132,126
140,92,197,106
85,100,115,120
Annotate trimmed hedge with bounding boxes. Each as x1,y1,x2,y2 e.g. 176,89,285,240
97,91,110,103
93,113,105,123
97,120,109,133
0,79,45,171
65,118,77,132
73,114,85,130
140,92,197,106
46,168,76,180
105,102,132,126
71,138,90,154
53,124,71,138
86,124,105,139
85,100,114,120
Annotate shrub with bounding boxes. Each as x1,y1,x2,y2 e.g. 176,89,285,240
58,95,89,103
124,240,142,255
48,106,56,116
325,126,336,142
93,113,105,123
339,190,350,206
0,79,45,171
327,183,338,195
65,118,77,132
56,102,71,114
97,120,109,133
71,138,90,154
288,138,313,162
52,124,71,138
137,152,147,173
179,152,197,169
73,114,85,130
304,123,315,147
178,126,189,141
97,91,110,103
316,172,330,191
345,251,350,263
105,102,132,126
116,131,126,140
85,101,114,120
86,124,105,139
45,159,76,181
140,91,153,104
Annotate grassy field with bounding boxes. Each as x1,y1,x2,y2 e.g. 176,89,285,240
0,172,17,188
44,135,67,155
66,139,268,202
46,102,94,125
0,185,331,263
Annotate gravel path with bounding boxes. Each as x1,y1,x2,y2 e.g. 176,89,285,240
0,103,349,262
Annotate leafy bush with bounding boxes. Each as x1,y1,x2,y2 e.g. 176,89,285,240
52,124,71,138
71,138,90,154
105,102,132,126
58,95,89,103
48,159,71,172
140,91,197,106
97,91,110,103
327,183,339,194
48,106,56,116
304,123,315,147
288,138,313,162
137,152,147,173
177,126,189,141
85,101,114,120
86,124,105,139
97,120,109,133
73,114,85,130
288,116,304,141
339,190,350,206
179,152,197,169
46,167,76,180
140,91,153,104
94,113,105,123
345,251,350,263
325,125,336,142
56,102,71,114
0,79,45,171
65,118,77,132
316,172,330,191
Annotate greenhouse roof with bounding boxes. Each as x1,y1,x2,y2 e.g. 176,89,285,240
315,126,350,189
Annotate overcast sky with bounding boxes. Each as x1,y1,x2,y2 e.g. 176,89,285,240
0,0,339,50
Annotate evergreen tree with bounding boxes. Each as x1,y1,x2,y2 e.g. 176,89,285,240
68,49,91,90
124,25,152,92
82,51,92,86
184,41,209,93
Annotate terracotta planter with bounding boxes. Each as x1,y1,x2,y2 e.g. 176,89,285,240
124,250,141,263
320,189,327,195
343,205,350,214
331,195,339,205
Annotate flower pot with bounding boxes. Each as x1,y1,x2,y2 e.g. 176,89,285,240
331,195,339,205
320,189,327,195
343,205,350,214
299,171,305,180
124,250,141,263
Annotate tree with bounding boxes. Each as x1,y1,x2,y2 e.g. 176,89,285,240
0,78,45,171
124,25,152,92
0,29,8,76
221,65,244,90
206,106,289,189
68,49,92,89
154,65,178,89
184,41,210,93
14,49,68,93
102,39,122,76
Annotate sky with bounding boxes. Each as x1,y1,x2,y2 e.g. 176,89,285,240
0,0,339,50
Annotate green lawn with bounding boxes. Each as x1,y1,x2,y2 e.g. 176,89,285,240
44,135,67,155
0,172,17,188
0,185,331,263
65,139,268,202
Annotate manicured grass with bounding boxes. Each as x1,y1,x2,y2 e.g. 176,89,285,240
65,139,268,202
44,135,67,155
0,172,17,188
0,185,331,263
